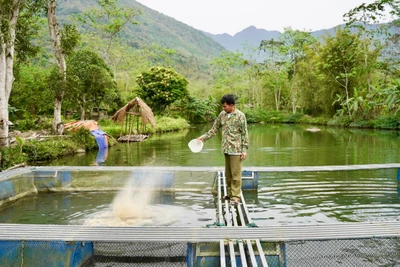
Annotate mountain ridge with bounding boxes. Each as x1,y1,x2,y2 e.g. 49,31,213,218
203,25,337,52
203,22,391,54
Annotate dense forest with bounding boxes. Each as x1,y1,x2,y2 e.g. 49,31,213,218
2,0,400,148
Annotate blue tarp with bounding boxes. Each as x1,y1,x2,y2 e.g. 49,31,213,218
90,130,108,149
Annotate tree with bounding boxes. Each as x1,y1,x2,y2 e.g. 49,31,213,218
10,64,53,117
278,28,317,113
345,0,400,76
0,0,42,146
46,0,67,135
77,0,140,76
240,44,264,109
294,41,332,116
175,96,217,123
317,28,365,117
345,0,399,25
66,49,119,120
259,39,288,111
344,3,388,92
136,66,189,115
210,51,246,102
0,1,21,146
46,0,80,134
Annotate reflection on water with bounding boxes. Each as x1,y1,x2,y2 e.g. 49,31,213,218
91,147,108,166
38,123,400,167
250,169,400,225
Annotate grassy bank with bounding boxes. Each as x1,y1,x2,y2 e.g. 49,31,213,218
3,111,400,171
1,128,95,171
244,109,400,130
0,116,190,171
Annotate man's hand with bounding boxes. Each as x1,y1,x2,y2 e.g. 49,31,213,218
240,152,247,161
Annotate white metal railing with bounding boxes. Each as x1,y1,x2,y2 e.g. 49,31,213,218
26,163,400,172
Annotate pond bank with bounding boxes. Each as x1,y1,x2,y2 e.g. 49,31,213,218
1,116,190,171
2,112,400,171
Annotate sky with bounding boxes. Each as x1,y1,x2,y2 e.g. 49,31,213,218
135,0,381,35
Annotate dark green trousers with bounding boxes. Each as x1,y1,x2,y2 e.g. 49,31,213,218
224,154,242,199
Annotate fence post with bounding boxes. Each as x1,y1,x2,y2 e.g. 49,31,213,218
397,169,400,198
398,169,400,184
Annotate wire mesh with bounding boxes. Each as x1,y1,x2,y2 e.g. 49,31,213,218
285,237,400,267
0,238,397,266
1,167,400,266
86,241,187,266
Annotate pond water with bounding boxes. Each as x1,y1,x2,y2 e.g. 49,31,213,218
6,123,400,226
39,123,400,167
0,190,217,227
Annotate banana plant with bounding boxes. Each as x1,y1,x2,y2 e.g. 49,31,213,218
15,136,25,154
383,79,400,114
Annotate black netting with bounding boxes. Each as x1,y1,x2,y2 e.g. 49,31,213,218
0,238,400,266
285,238,400,267
86,242,186,266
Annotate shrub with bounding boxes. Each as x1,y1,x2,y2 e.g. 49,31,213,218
372,116,400,129
282,113,303,123
244,109,263,123
70,128,98,150
327,116,352,127
0,146,27,170
349,120,374,128
22,139,78,162
13,116,53,132
151,116,189,133
244,109,285,123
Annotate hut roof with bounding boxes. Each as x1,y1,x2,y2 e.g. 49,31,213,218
111,97,156,128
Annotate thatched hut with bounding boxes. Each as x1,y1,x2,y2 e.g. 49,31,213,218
111,97,156,142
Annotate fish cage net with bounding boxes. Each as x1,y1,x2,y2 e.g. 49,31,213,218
86,241,188,266
1,237,399,266
285,237,400,267
0,166,400,266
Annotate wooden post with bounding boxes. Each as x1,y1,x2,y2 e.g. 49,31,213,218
397,169,400,185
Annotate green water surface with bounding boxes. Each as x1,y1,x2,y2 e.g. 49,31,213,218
5,123,400,225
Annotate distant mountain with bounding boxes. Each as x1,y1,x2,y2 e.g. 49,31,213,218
203,26,281,52
56,0,392,66
204,25,336,53
205,23,391,55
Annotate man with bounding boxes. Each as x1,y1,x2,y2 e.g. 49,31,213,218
198,94,249,205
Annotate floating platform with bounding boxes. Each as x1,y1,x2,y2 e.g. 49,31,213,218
117,134,149,142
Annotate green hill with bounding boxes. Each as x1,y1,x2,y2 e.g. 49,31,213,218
57,0,226,62
55,0,229,94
